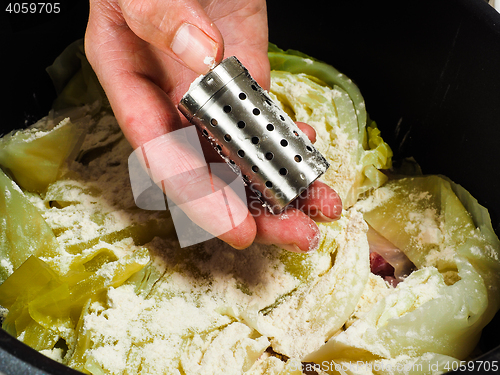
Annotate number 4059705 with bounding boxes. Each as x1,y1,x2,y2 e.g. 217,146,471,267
444,360,499,372
5,3,61,14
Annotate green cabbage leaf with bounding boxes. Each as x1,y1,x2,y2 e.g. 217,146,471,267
0,118,83,193
0,169,61,283
46,39,106,112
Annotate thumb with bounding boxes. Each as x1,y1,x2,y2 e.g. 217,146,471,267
118,0,224,74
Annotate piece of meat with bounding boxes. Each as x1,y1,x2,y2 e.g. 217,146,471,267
370,251,395,277
370,252,397,286
367,225,416,286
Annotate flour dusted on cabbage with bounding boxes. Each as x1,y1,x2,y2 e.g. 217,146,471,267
0,73,379,374
269,74,360,206
23,111,353,373
258,210,370,359
71,236,302,374
269,71,392,208
305,175,500,371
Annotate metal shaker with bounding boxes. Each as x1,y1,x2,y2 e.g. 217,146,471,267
178,56,329,214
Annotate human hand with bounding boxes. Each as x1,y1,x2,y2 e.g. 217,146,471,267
85,0,342,252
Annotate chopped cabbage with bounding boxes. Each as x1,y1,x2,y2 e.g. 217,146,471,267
0,118,83,193
0,168,61,283
0,244,149,352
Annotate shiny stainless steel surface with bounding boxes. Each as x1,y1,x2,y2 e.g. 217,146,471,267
179,56,329,213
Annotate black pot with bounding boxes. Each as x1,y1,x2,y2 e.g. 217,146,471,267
1,0,500,373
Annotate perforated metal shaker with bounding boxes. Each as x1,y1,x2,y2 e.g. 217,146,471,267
178,56,329,214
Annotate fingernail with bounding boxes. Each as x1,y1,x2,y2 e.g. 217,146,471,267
308,206,341,223
229,243,247,250
317,202,343,222
171,23,218,74
278,243,315,254
312,210,336,223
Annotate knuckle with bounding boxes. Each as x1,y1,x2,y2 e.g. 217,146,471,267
120,0,154,22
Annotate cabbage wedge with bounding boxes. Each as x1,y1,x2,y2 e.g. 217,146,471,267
305,176,500,373
269,46,392,207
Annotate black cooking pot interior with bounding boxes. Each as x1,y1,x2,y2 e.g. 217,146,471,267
1,0,500,373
